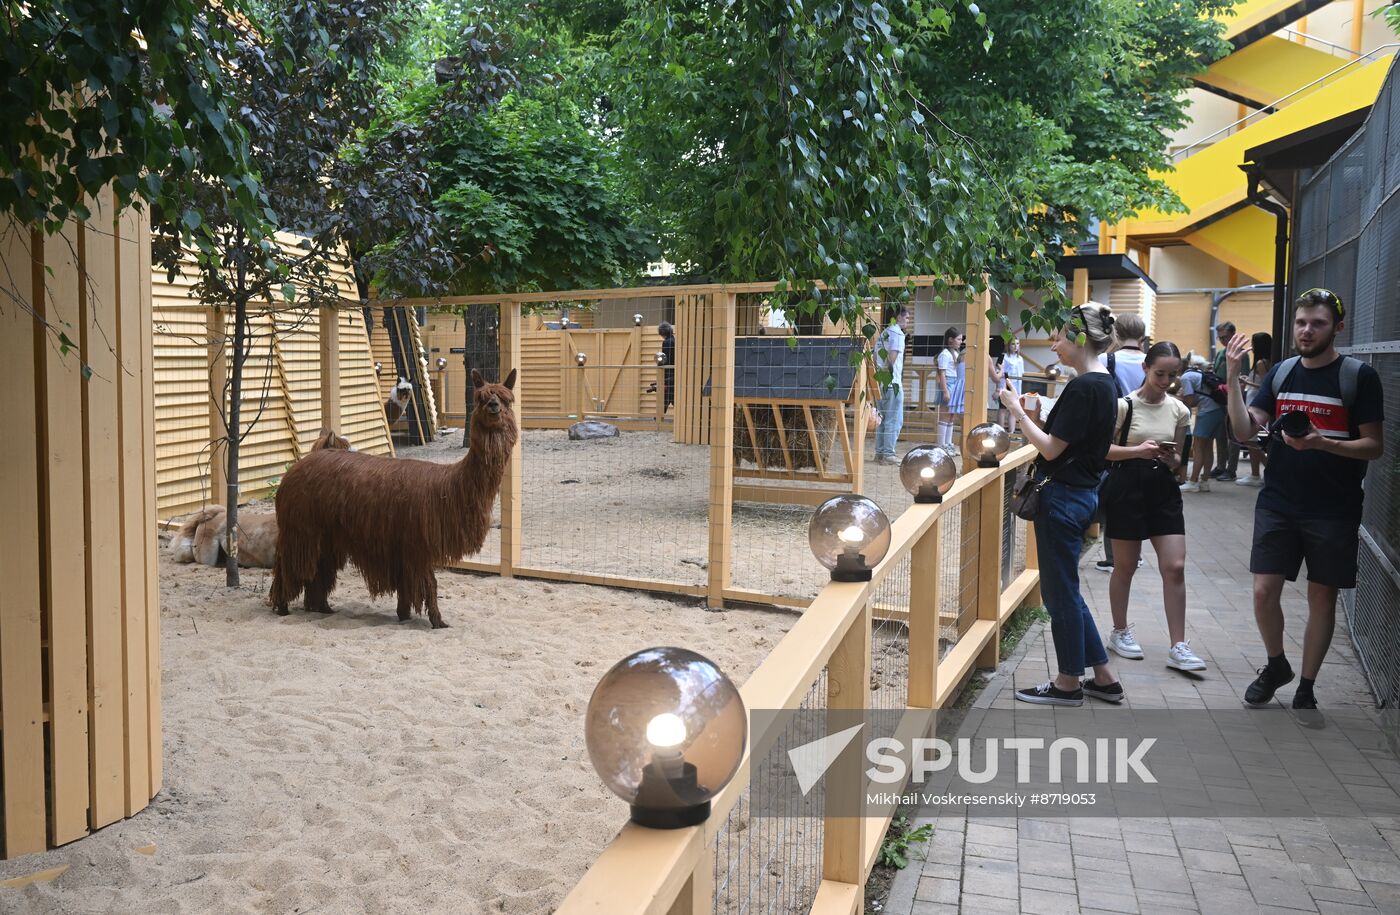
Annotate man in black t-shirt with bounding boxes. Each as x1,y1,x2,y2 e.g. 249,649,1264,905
1224,289,1384,710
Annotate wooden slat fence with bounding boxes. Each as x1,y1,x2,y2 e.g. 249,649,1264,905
0,204,161,858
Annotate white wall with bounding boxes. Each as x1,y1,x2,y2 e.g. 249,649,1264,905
1150,245,1234,290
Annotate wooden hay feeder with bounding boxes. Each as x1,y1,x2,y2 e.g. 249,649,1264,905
731,336,866,506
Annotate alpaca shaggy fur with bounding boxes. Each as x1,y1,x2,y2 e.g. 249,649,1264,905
385,377,413,424
271,370,518,628
169,429,353,568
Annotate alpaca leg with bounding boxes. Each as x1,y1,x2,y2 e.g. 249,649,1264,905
307,554,338,613
426,571,448,629
396,588,412,622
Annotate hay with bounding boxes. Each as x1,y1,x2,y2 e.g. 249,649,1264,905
733,403,840,471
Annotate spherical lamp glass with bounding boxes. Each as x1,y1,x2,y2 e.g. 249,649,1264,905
576,351,588,367
808,495,892,582
967,422,1011,468
584,647,747,829
634,313,644,326
899,445,958,503
656,350,667,366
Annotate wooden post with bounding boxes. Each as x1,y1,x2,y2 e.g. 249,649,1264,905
1,221,48,857
320,303,341,432
666,862,714,915
1114,221,1127,257
908,518,941,709
1072,267,1090,307
1097,222,1111,255
208,308,228,502
500,302,522,577
1024,519,1042,607
706,292,736,609
976,480,1005,668
852,357,867,494
961,286,991,471
823,599,871,886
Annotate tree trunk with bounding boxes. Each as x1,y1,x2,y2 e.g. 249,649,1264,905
460,303,500,447
225,285,248,588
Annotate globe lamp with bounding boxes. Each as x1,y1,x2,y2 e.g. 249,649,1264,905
899,445,958,503
967,422,1011,468
809,495,891,582
584,647,747,829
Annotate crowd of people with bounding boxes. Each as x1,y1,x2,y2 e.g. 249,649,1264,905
874,289,1384,711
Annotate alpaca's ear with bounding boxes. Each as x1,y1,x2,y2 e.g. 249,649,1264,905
471,369,485,389
503,369,517,390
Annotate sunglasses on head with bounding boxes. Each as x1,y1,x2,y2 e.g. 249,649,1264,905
1299,288,1345,318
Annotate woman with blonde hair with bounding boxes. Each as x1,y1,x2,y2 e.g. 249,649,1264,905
999,303,1123,706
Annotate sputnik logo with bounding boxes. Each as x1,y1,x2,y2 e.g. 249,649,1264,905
787,723,865,795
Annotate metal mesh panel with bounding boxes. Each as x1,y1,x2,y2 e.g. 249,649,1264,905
871,555,911,712
1299,68,1400,711
713,673,826,915
1347,542,1400,708
1327,144,1364,249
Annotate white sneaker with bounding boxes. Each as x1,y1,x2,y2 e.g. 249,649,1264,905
1235,474,1263,487
1167,641,1207,671
1198,479,1211,492
1108,624,1144,660
1179,481,1201,493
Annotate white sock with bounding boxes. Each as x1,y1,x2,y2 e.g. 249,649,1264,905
939,422,954,447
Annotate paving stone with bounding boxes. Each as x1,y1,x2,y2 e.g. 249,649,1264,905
1312,903,1379,914
1134,886,1200,910
1020,872,1077,895
913,876,960,905
966,822,1018,848
1295,863,1364,891
1241,865,1316,910
1307,885,1381,906
908,903,960,915
1180,847,1243,875
1020,888,1082,915
1185,868,1249,892
1075,834,1130,861
1195,887,1263,915
963,840,1017,862
1128,852,1190,892
1342,856,1400,885
1079,889,1142,914
958,891,1020,912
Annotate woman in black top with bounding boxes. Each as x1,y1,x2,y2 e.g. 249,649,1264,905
999,303,1123,706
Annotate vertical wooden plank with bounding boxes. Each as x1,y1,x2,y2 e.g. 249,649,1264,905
113,202,150,816
976,482,1004,668
706,293,736,609
961,286,990,471
1,220,49,857
500,302,522,577
36,218,91,845
139,212,162,796
665,862,714,915
823,602,870,886
1072,267,1090,307
851,356,867,494
81,210,127,829
907,518,941,709
319,303,341,433
207,308,228,502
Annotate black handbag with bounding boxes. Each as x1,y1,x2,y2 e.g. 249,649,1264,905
1011,457,1075,521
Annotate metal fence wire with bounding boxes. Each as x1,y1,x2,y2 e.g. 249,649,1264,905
1295,60,1400,706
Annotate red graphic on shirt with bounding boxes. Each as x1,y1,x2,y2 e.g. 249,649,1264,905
1276,392,1349,438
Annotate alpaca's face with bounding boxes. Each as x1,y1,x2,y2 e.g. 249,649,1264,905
471,369,517,423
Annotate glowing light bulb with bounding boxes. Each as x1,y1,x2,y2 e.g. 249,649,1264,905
919,466,935,480
646,712,687,749
838,525,864,544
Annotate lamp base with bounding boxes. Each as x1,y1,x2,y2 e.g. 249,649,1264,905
830,568,873,582
976,457,1000,469
630,800,712,829
914,490,943,504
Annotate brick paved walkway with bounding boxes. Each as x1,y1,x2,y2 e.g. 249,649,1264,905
885,482,1399,914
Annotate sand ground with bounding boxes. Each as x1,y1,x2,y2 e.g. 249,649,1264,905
0,551,795,913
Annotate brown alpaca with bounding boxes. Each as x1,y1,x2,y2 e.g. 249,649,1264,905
169,429,353,568
270,370,518,628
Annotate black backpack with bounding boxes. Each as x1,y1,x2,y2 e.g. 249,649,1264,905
1195,369,1229,405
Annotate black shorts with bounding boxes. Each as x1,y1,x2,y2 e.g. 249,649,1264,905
1101,460,1185,541
1250,506,1360,588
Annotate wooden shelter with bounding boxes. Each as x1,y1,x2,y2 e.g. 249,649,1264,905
731,336,868,506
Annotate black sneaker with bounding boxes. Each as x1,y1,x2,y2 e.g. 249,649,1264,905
1216,472,1237,482
1244,662,1294,706
1094,560,1114,573
1015,681,1084,707
1081,678,1125,704
1291,690,1317,710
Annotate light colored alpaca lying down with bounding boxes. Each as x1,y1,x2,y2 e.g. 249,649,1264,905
169,429,352,568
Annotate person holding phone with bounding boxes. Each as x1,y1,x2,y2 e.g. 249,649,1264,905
1098,342,1204,674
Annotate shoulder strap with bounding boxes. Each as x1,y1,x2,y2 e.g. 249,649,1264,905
1339,355,1361,408
1271,356,1302,398
1118,397,1134,446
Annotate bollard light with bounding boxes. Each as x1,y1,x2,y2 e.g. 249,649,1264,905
968,422,1011,468
1046,364,1062,380
634,313,644,326
656,350,667,366
374,361,383,375
436,356,448,370
561,316,570,329
585,647,747,829
899,445,958,503
576,352,588,367
808,495,891,582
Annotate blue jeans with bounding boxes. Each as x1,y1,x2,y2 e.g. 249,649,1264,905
875,385,904,456
1033,481,1109,677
